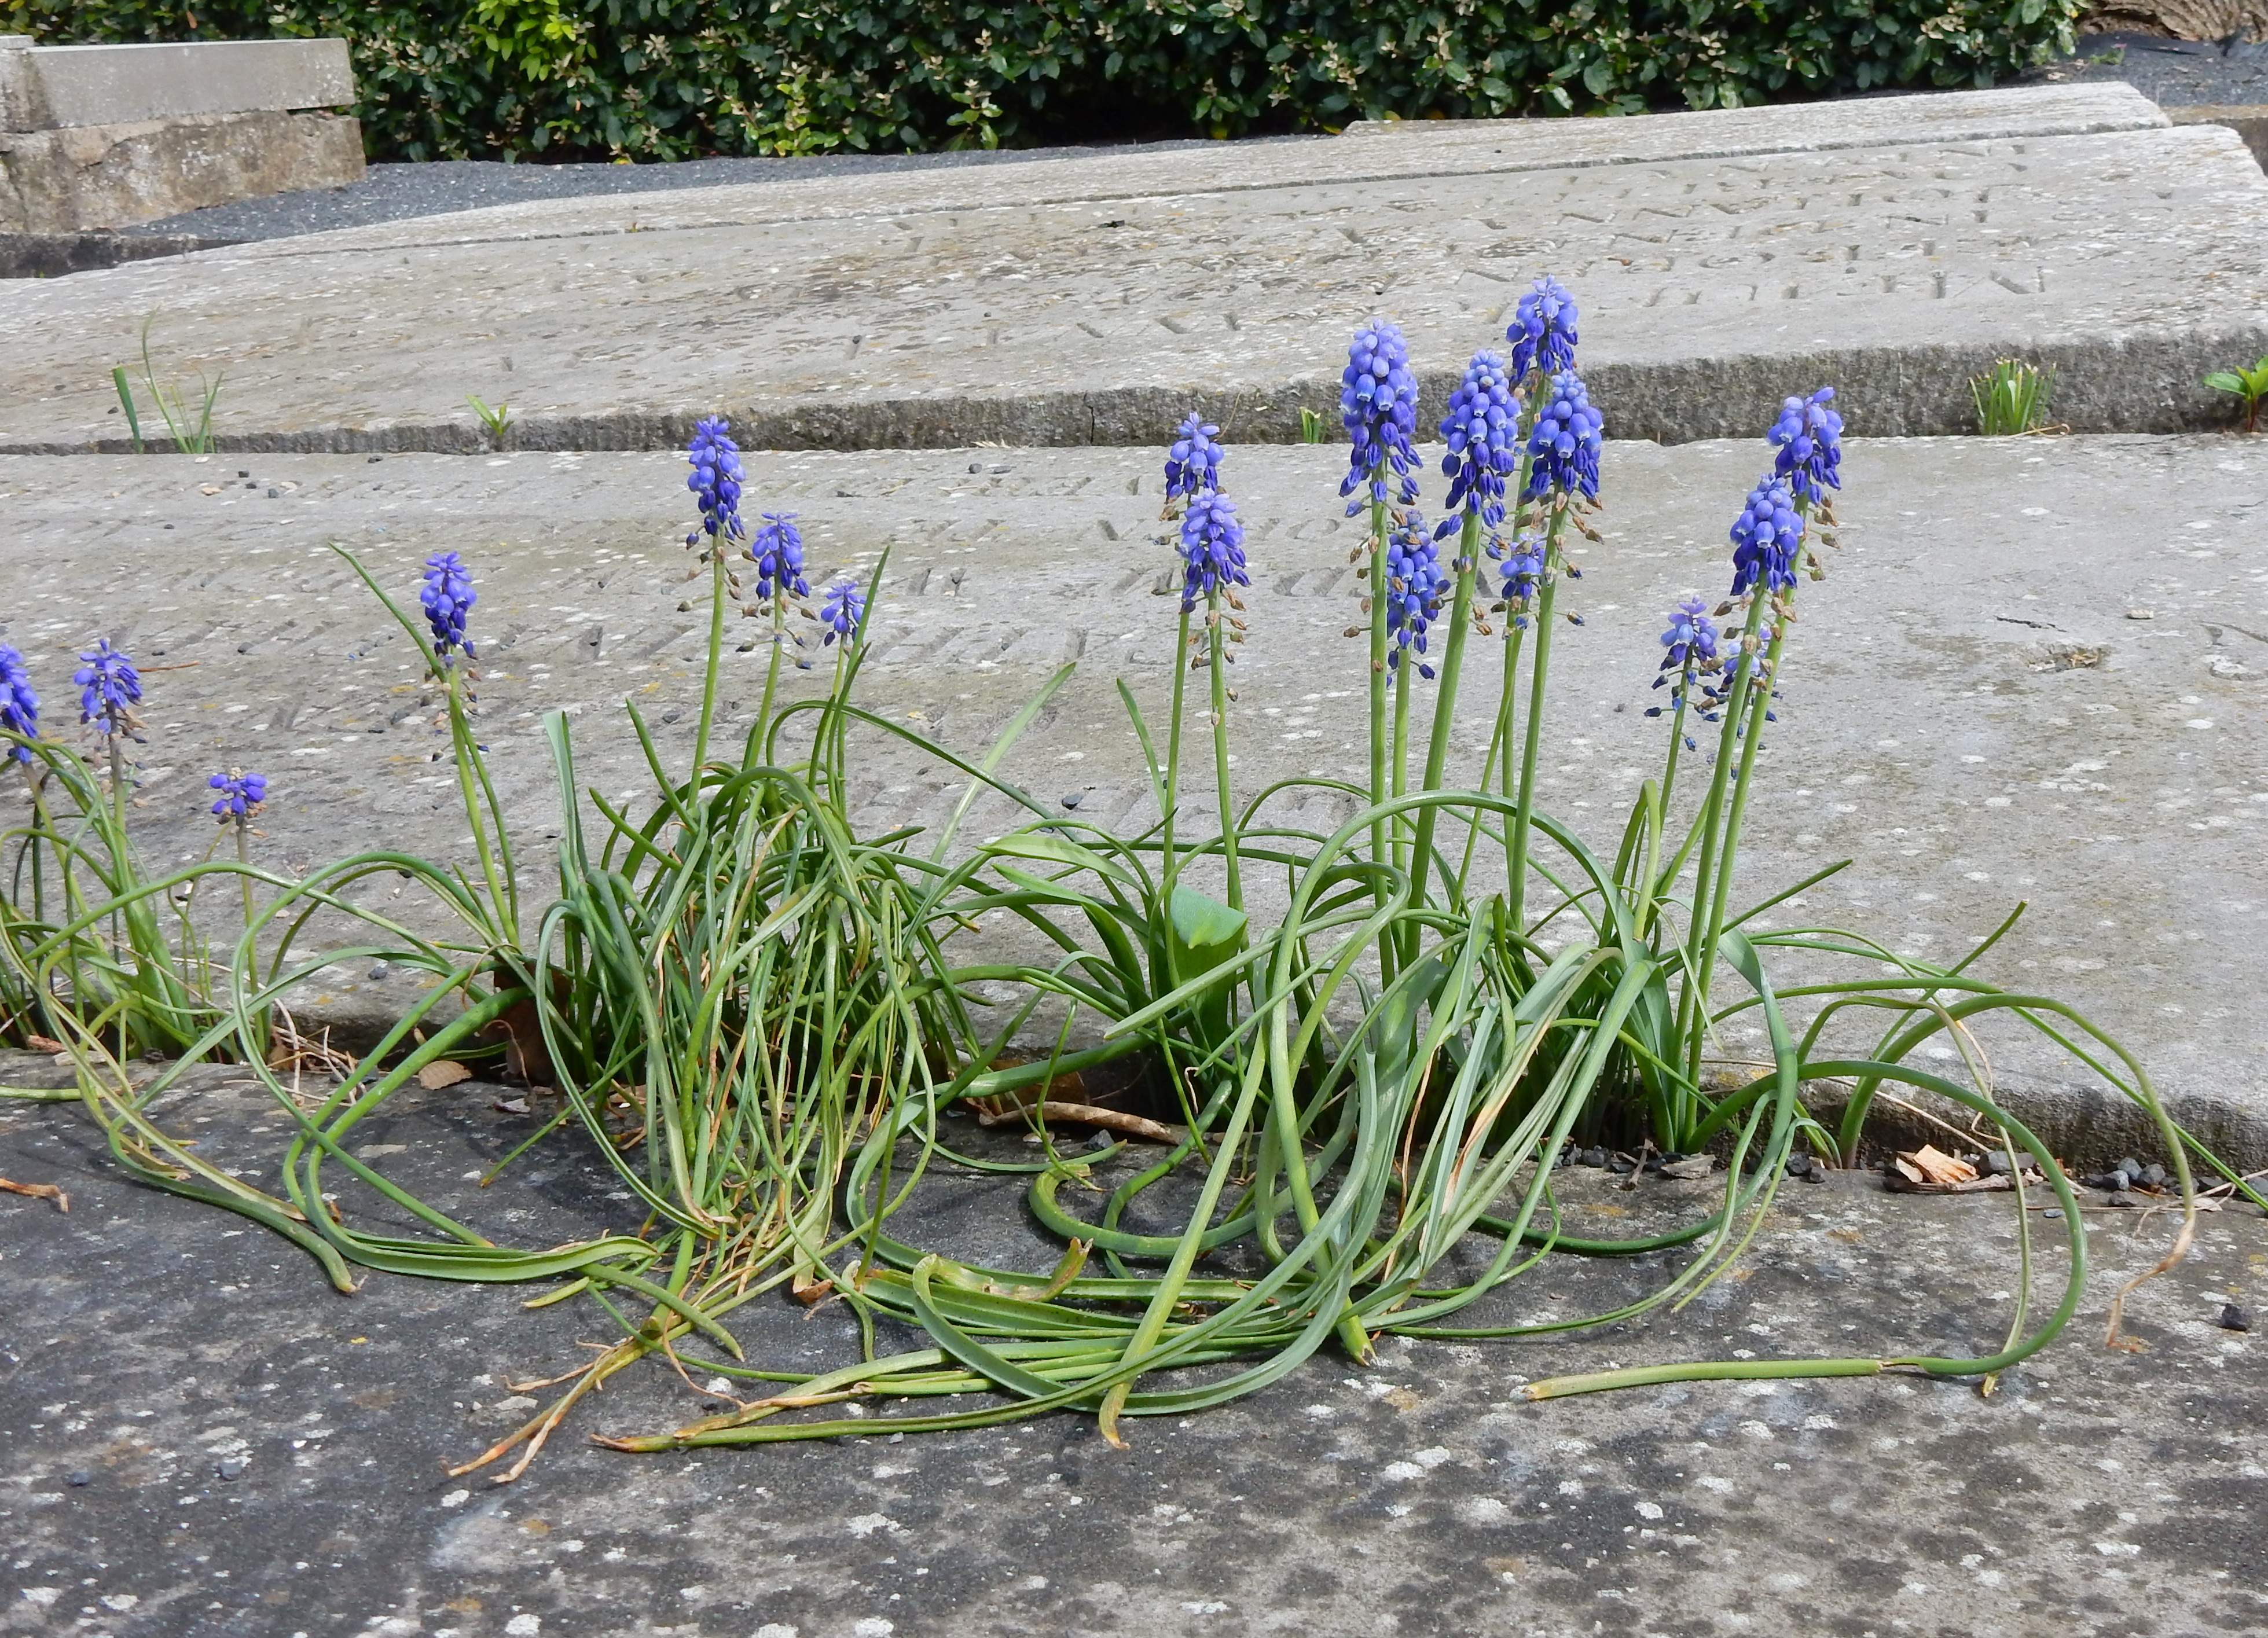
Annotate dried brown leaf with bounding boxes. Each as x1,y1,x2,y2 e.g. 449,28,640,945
418,1059,474,1090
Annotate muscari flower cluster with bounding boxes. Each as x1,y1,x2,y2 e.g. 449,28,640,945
0,643,36,765
1179,490,1249,615
1526,371,1603,502
76,640,142,738
1646,594,1721,732
1770,387,1843,504
1507,276,1579,380
821,579,865,647
420,552,478,664
1339,318,1421,515
686,416,746,546
1382,511,1449,677
1437,351,1518,535
1728,476,1804,599
1164,414,1224,505
208,768,267,822
1490,531,1547,629
747,513,808,608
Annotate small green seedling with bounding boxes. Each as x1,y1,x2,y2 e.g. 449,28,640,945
2204,355,2268,434
1298,406,1327,444
467,394,513,447
1971,358,2054,436
113,313,223,454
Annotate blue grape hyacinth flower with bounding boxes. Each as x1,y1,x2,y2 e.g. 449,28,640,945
1179,490,1249,612
1770,388,1843,504
1382,511,1448,677
75,639,141,735
1438,351,1518,534
1646,594,1720,717
1164,414,1224,503
1338,318,1421,516
1524,371,1603,502
750,513,809,605
0,643,37,763
208,768,267,821
420,552,478,664
1492,530,1547,628
685,416,746,544
1730,476,1804,598
821,579,865,647
1507,276,1579,380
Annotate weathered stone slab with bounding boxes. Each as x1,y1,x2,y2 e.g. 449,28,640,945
0,108,364,234
2,1070,2258,1637
0,38,354,130
1,85,2262,450
2171,101,2268,171
2,433,2262,1165
0,36,362,233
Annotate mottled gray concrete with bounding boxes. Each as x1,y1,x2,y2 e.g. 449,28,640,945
1,85,2262,453
0,1055,2259,1638
2,432,2264,1165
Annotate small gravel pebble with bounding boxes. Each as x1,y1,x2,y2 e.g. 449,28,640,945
67,1470,91,1486
217,1456,248,1480
1060,792,1082,809
2219,1305,2253,1333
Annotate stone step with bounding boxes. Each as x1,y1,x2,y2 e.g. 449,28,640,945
2,432,2260,1166
2,85,2263,455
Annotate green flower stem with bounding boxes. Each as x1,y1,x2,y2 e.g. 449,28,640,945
755,598,788,766
692,542,728,776
1389,656,1413,870
1681,603,1789,1083
443,666,512,943
1504,504,1572,932
1365,497,1390,883
1206,593,1242,915
235,817,255,931
105,738,129,832
1162,604,1192,890
1454,617,1526,902
1410,513,1482,909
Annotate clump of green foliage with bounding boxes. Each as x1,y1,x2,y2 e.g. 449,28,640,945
5,0,2087,162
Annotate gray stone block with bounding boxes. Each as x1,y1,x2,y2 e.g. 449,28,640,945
0,85,2256,450
0,227,238,278
0,38,354,131
2170,102,2268,172
1,433,2262,1167
0,107,363,233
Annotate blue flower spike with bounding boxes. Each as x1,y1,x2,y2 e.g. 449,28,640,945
1770,388,1843,505
1729,476,1804,599
749,513,810,606
1338,318,1421,516
685,416,746,546
1525,370,1603,503
821,579,866,647
420,552,478,665
208,768,268,822
1491,530,1547,629
1507,276,1579,380
0,643,38,763
1164,414,1224,505
1382,509,1449,678
1646,594,1720,718
1438,351,1519,536
75,639,142,736
1179,490,1250,614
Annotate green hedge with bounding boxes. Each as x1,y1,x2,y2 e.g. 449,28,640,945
3,0,2084,163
